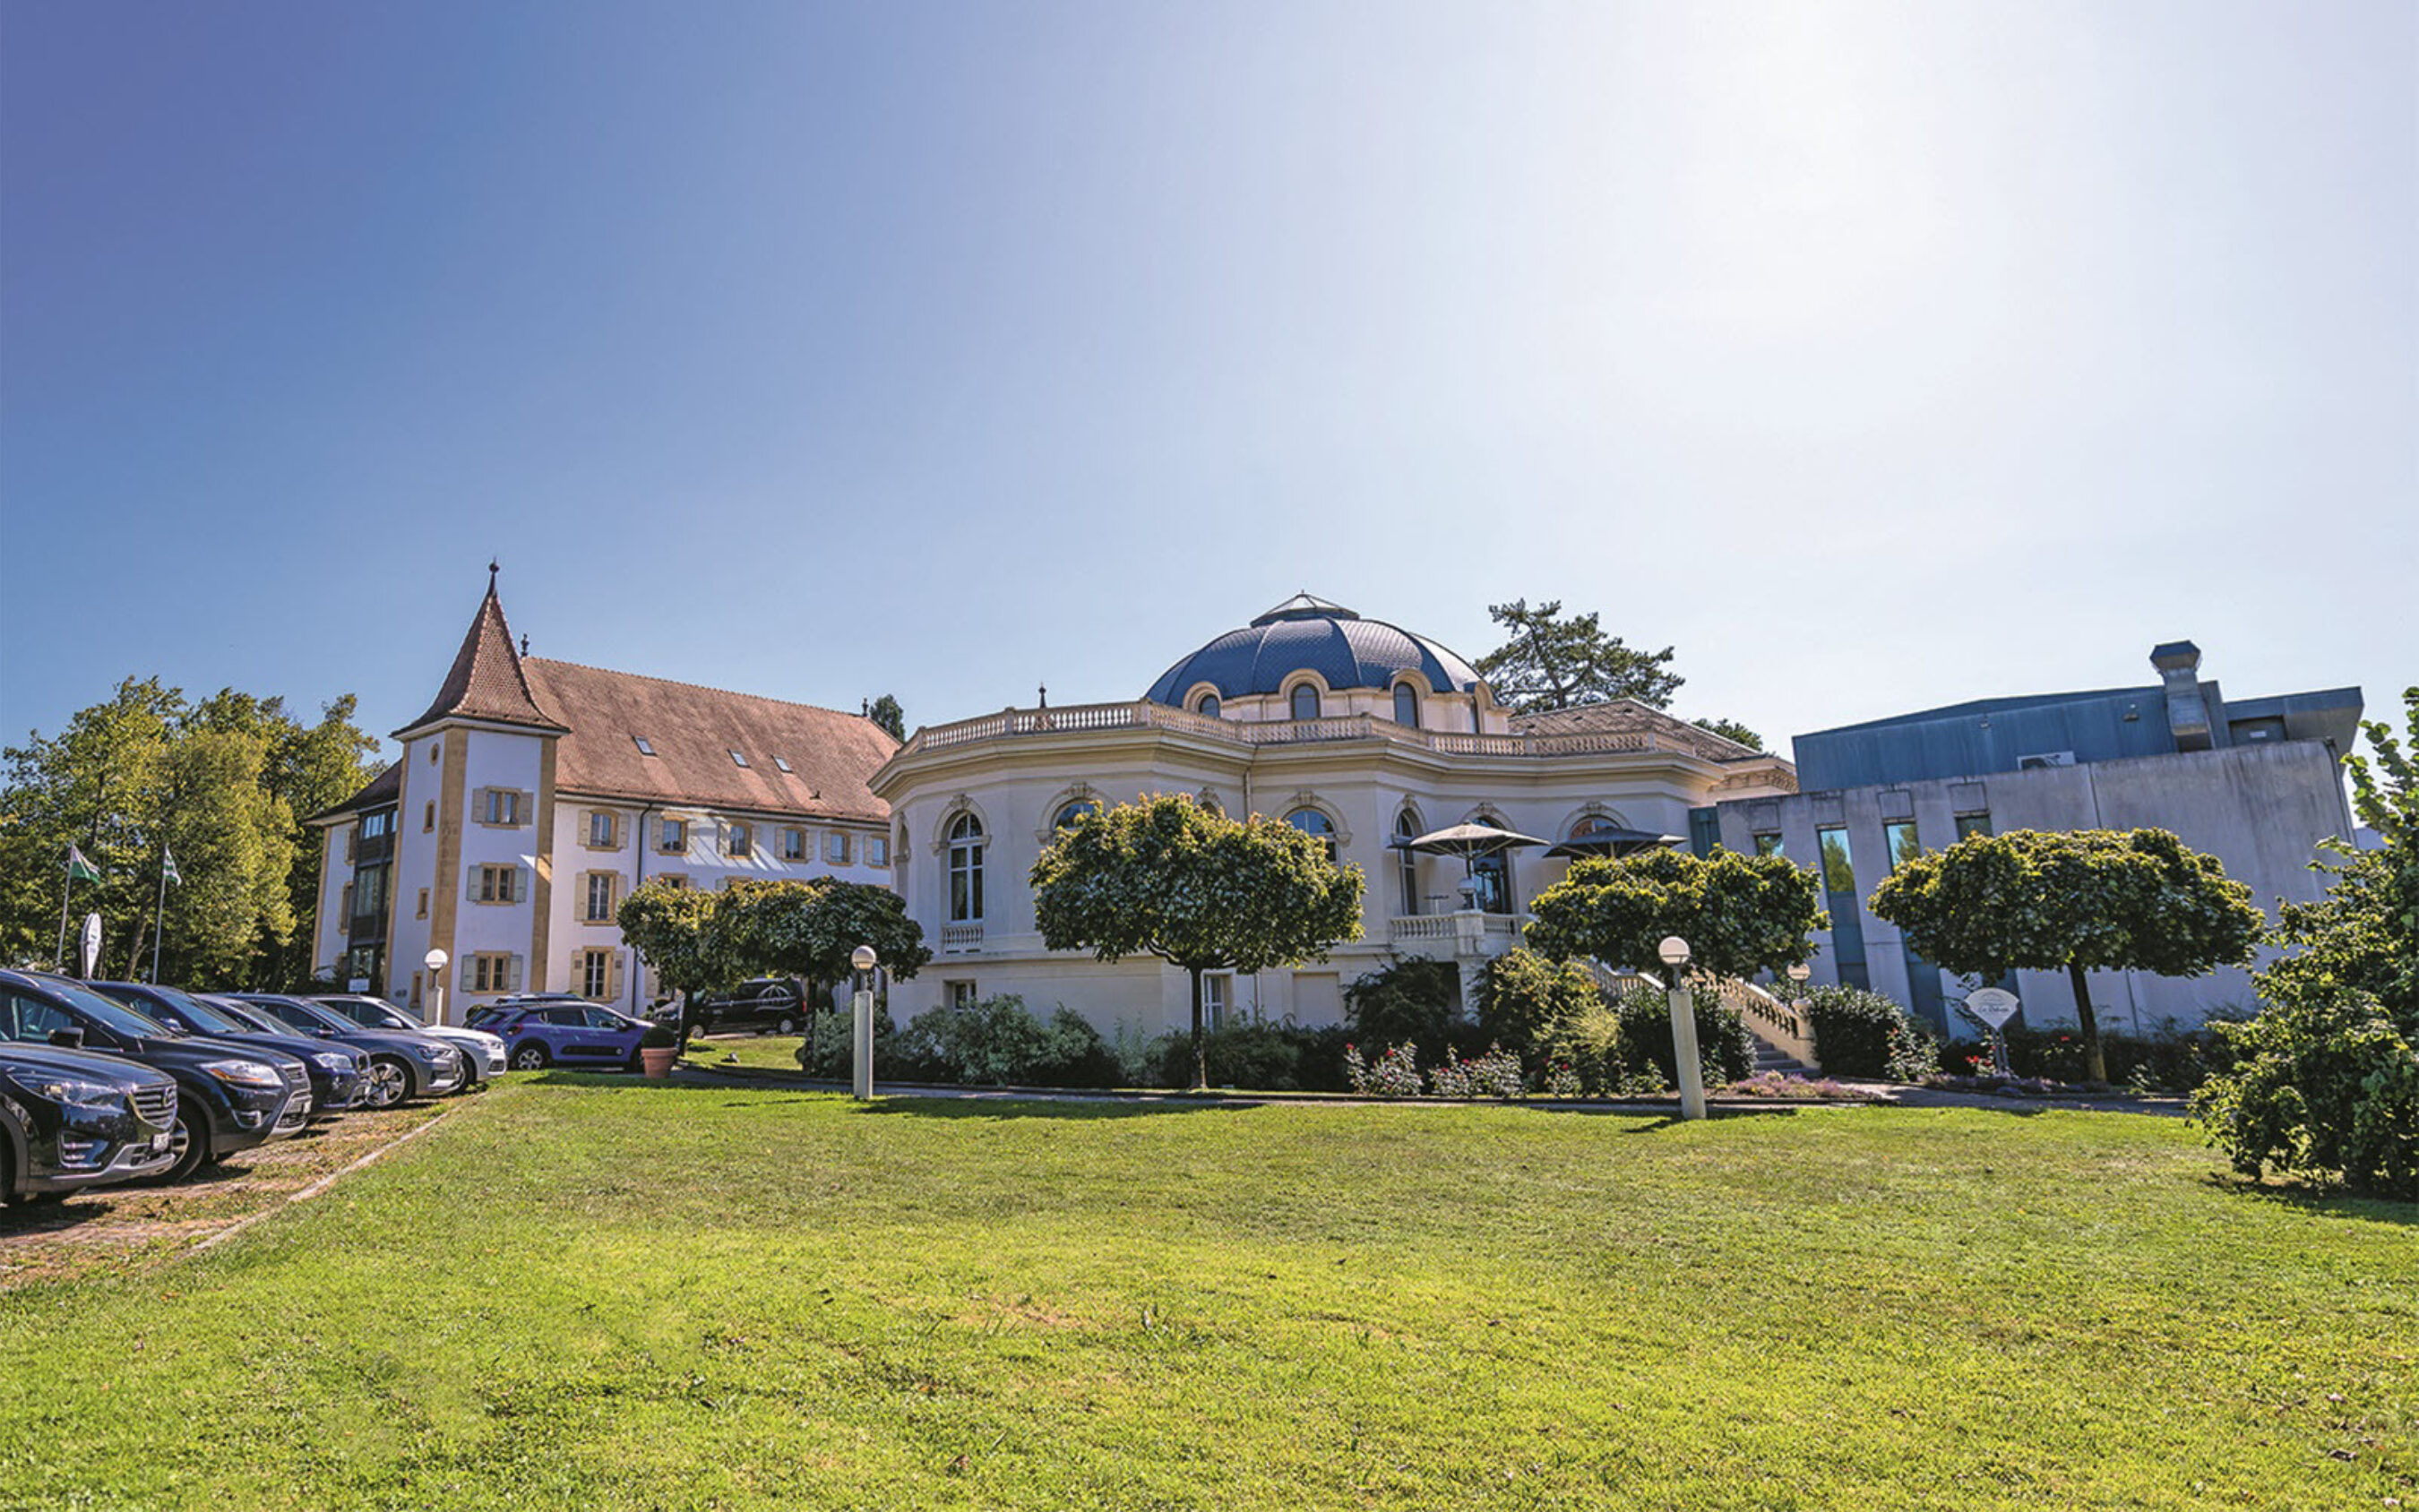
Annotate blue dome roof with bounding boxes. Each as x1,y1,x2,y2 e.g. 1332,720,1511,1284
1143,595,1483,705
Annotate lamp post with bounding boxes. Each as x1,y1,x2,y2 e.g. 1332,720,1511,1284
849,944,878,1100
425,948,449,1027
1786,961,1812,1007
1659,935,1706,1121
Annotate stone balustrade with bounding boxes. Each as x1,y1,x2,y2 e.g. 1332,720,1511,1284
900,700,1670,761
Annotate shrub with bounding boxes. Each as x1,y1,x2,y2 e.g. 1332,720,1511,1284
1346,958,1463,1044
1530,992,1625,1097
1344,1041,1423,1098
1802,985,1936,1082
2196,992,2419,1198
794,1005,898,1079
888,995,1119,1087
1610,984,1754,1087
1474,949,1607,1067
1146,1021,1350,1091
1949,1023,2240,1092
1428,1044,1527,1101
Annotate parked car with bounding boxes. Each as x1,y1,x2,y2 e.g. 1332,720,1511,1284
0,970,311,1183
688,978,813,1035
220,994,468,1109
90,981,366,1118
1,1042,181,1204
311,994,507,1085
469,998,656,1071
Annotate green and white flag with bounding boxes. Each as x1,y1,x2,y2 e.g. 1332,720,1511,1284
161,846,182,886
65,845,101,884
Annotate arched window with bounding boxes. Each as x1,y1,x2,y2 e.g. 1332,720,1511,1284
1287,807,1337,863
1194,692,1221,718
1289,683,1321,722
1392,682,1419,728
946,812,985,923
1054,799,1100,830
1394,810,1422,915
1570,813,1623,843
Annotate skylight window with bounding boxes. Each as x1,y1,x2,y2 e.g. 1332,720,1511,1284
633,737,656,757
730,750,750,768
773,757,793,773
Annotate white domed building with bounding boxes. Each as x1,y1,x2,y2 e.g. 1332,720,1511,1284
869,595,1797,1034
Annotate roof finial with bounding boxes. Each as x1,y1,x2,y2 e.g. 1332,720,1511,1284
520,633,529,657
1038,683,1048,709
487,559,500,591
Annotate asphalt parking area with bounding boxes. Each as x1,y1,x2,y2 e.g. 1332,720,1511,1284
0,1100,452,1288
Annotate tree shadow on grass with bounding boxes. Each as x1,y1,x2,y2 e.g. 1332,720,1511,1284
2205,1173,2419,1227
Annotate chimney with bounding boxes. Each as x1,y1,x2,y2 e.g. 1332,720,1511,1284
2150,641,2211,752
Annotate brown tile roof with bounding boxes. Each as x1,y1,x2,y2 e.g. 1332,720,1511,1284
309,760,402,823
394,582,568,737
523,658,896,823
1510,700,1779,765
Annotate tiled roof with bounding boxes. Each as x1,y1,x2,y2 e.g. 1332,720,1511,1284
394,582,568,736
1510,700,1775,765
310,760,402,822
523,658,895,823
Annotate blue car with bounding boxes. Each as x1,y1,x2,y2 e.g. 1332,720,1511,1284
467,998,654,1072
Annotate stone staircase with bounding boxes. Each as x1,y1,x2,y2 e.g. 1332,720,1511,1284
1576,959,1821,1078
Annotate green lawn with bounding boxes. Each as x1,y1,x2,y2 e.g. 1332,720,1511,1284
1,1079,2411,1510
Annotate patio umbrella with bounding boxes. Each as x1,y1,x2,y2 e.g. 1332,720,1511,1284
1396,821,1552,877
1542,826,1684,860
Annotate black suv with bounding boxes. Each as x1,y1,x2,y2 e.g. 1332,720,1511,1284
1,1043,180,1204
0,971,312,1183
90,983,367,1119
225,994,467,1108
690,979,812,1035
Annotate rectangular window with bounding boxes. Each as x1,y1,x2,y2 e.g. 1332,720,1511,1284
634,736,656,757
581,949,613,999
1885,821,1923,873
1753,832,1785,857
780,828,805,860
947,981,977,1010
469,952,516,993
1955,812,1993,842
416,888,429,919
727,822,753,858
729,750,750,769
584,872,618,923
361,811,393,840
423,800,435,832
773,756,793,773
1815,827,1855,897
477,789,524,827
825,831,851,864
588,811,618,848
659,873,689,890
475,864,521,904
660,818,688,853
867,835,889,867
409,973,423,1010
340,882,355,921
1203,973,1232,1032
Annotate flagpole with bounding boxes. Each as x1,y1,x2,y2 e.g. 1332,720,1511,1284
151,850,169,984
56,855,73,971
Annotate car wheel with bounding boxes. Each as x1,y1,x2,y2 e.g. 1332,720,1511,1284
0,1133,20,1206
361,1056,412,1110
511,1043,551,1071
160,1106,210,1183
777,1015,797,1035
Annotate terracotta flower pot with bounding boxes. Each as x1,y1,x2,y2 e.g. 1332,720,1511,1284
638,1045,679,1080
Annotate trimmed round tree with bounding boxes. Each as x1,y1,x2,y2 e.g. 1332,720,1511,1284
1526,846,1826,980
1869,827,2262,1084
710,877,932,992
615,879,732,1006
1029,795,1364,1089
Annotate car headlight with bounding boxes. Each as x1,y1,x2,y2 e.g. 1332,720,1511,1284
409,1043,442,1061
312,1052,355,1072
29,1075,124,1112
201,1059,286,1090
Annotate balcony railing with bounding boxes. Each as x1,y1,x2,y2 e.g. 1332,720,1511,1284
1386,911,1531,956
900,700,1702,762
939,923,985,952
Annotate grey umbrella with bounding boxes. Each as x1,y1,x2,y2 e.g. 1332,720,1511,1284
1396,821,1552,875
1542,826,1683,859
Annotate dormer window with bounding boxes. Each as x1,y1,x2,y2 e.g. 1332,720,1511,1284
1393,683,1419,728
1194,693,1220,718
730,750,749,768
633,736,656,757
1290,684,1321,721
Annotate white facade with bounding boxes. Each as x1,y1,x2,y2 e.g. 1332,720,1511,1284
871,598,1795,1036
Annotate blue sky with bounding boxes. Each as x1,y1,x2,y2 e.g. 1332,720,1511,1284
4,1,2412,765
